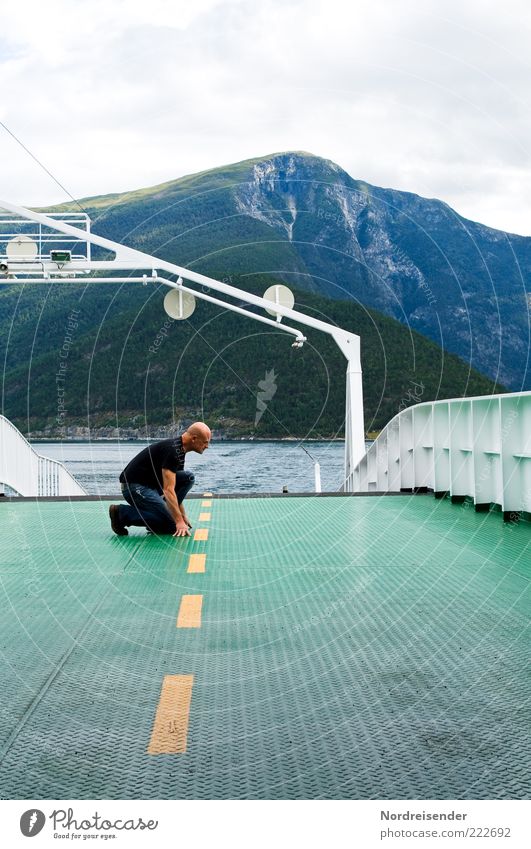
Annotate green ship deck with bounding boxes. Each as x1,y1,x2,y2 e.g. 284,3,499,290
0,493,529,800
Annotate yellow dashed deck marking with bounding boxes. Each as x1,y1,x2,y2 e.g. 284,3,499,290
147,674,194,754
176,594,203,628
194,528,209,541
187,553,206,573
201,500,212,508
199,512,211,522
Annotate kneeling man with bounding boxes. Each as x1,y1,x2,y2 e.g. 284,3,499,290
109,422,211,537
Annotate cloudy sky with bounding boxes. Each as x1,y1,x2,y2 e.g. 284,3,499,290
0,0,529,234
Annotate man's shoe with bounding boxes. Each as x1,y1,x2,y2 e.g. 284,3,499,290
109,504,128,536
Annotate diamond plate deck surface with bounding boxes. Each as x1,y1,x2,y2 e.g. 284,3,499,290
0,495,529,799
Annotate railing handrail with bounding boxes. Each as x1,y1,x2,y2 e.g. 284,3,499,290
347,391,531,518
374,390,530,433
0,414,86,496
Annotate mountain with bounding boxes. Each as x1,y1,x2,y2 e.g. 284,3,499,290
39,149,527,390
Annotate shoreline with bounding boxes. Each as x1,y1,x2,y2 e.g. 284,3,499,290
29,436,348,444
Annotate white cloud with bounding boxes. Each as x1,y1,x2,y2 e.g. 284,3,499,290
0,0,530,234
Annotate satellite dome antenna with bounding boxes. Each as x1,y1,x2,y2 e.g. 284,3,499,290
6,234,38,260
263,284,295,318
163,287,196,320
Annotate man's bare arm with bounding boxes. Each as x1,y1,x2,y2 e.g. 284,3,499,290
162,468,190,537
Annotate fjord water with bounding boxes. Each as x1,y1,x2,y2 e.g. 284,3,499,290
33,440,346,494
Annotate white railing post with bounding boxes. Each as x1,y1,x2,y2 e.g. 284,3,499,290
314,462,322,493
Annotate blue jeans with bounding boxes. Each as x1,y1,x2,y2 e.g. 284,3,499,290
118,470,195,534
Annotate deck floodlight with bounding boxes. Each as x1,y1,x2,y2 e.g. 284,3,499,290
6,235,38,260
163,288,196,320
263,284,295,317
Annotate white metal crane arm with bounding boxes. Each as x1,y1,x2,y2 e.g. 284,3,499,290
0,200,359,364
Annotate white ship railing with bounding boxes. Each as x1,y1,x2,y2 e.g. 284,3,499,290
347,392,531,518
0,415,86,496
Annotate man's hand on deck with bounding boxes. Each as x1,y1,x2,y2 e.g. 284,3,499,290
162,468,191,537
173,520,191,537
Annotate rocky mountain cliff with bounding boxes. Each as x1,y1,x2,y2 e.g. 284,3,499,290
55,150,529,389
230,152,530,389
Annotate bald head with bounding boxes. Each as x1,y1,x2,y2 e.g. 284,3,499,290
182,421,211,454
187,422,211,439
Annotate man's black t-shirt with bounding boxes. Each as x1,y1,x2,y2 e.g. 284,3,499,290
119,437,185,494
